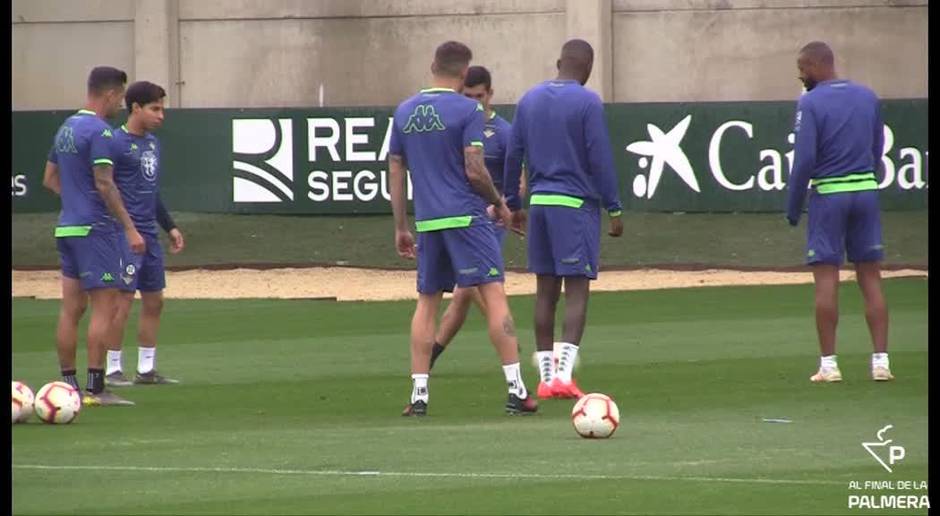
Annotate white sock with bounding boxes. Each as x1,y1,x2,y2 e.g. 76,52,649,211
555,342,579,383
502,362,528,398
820,355,838,370
106,350,123,375
872,352,890,369
138,346,156,374
536,351,554,384
411,373,429,404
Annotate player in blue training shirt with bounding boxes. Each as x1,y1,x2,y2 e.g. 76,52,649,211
786,41,893,383
103,81,186,387
41,66,139,406
388,41,537,416
428,65,527,370
504,39,624,400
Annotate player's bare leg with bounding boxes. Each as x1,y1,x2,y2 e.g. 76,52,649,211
855,261,892,380
403,292,442,416
478,281,536,414
534,275,562,398
810,264,842,382
134,290,178,384
430,286,485,368
105,291,135,386
552,276,589,398
83,288,134,405
56,276,87,392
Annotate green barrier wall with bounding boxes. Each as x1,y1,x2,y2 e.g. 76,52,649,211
12,100,926,214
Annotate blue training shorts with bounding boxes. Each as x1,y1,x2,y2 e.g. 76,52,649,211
806,190,884,265
121,232,166,292
416,222,504,294
527,202,600,279
57,225,125,291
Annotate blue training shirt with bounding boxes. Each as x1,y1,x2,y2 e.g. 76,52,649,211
786,79,884,223
389,87,488,231
483,111,512,195
47,109,118,233
111,125,162,235
504,79,623,214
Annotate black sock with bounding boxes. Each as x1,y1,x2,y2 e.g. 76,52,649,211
86,368,105,394
61,369,79,392
429,342,446,369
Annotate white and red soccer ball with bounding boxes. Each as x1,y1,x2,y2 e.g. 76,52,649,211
12,381,34,423
571,392,620,439
33,381,82,424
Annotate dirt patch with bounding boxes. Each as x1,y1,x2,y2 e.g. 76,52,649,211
12,267,927,301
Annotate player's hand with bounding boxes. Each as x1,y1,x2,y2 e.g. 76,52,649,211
608,215,623,237
494,203,513,229
396,229,416,260
168,228,185,254
126,228,146,254
510,209,527,236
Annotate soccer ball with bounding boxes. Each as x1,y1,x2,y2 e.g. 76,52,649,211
33,381,81,424
571,392,620,439
12,381,34,423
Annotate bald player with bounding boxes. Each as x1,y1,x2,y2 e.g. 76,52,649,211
504,39,624,400
786,41,893,383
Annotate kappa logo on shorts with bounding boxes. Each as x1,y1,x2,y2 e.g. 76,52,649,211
101,272,114,282
807,249,816,258
487,267,500,277
232,118,294,203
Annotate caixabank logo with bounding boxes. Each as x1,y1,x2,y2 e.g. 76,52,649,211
232,119,294,203
624,115,928,199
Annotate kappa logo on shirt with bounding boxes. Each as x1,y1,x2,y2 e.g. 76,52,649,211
402,105,446,133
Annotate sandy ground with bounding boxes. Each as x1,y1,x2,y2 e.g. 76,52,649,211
11,267,927,301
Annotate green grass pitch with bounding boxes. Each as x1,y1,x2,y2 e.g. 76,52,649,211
12,279,928,515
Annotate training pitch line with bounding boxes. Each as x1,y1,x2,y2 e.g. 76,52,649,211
14,463,844,486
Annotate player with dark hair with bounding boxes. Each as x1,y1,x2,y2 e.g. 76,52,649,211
41,65,139,406
389,41,536,416
504,39,624,400
428,65,526,369
786,41,893,383
103,81,185,387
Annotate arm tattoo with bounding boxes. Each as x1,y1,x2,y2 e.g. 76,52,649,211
465,148,502,206
502,314,516,337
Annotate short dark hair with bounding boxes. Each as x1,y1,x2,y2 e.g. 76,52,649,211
464,66,491,90
87,66,127,95
124,81,167,111
433,41,472,78
800,41,834,65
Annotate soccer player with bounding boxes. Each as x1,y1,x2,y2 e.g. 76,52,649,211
786,41,893,383
103,81,185,387
428,65,525,369
503,39,624,400
41,66,141,406
388,41,537,416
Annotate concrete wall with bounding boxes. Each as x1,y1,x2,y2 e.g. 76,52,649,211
12,0,927,110
612,0,929,102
